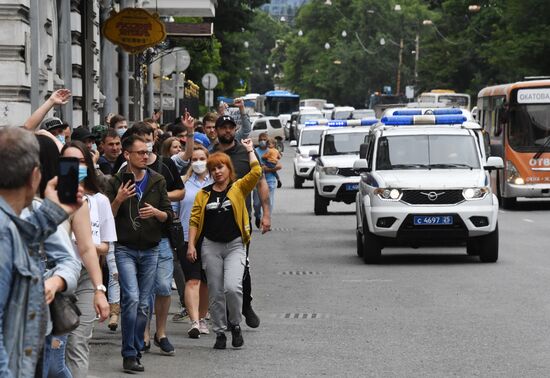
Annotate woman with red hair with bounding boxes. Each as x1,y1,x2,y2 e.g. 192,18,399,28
187,139,261,350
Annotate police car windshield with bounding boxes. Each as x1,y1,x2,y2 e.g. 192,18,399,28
301,130,325,146
323,132,369,156
299,114,322,123
376,135,480,170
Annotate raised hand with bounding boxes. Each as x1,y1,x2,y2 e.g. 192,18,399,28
49,89,72,106
44,176,84,215
115,180,136,203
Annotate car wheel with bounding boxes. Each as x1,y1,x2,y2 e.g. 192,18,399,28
294,172,304,189
314,187,328,215
362,222,381,264
356,228,364,257
276,139,284,152
478,224,499,263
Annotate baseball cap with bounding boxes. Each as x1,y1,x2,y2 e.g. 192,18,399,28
193,132,211,148
41,117,64,132
215,115,237,129
71,126,94,142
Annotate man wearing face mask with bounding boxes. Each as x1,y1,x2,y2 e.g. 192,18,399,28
125,121,185,356
109,114,128,138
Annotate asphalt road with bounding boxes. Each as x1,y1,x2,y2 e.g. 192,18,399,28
89,143,550,377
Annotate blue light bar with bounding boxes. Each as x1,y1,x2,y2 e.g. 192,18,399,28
433,108,463,115
392,110,422,116
328,120,347,127
381,115,466,125
361,119,378,126
305,121,320,126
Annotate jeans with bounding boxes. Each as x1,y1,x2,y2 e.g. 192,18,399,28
201,237,246,333
148,238,173,320
115,244,159,358
44,334,72,378
66,270,95,378
253,181,276,220
106,243,120,304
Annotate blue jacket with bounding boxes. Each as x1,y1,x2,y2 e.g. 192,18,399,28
0,196,68,378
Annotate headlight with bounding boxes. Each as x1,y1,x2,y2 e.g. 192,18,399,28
506,161,524,185
462,187,489,200
321,166,339,175
374,188,402,201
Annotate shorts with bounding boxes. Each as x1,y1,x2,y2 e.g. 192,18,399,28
154,238,174,296
178,241,207,282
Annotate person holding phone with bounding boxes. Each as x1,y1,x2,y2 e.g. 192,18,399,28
105,134,173,373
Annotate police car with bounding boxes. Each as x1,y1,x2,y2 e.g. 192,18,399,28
354,109,504,263
291,125,328,188
312,119,377,215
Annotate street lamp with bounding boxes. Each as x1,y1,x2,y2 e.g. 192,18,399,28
394,4,404,95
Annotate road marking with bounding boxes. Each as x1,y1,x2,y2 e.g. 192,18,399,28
523,218,534,223
342,279,393,283
276,313,329,319
278,271,323,275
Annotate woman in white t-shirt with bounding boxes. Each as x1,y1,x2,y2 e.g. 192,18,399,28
58,141,117,378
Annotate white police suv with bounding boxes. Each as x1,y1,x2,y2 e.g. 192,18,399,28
354,109,504,263
291,125,328,188
312,119,377,215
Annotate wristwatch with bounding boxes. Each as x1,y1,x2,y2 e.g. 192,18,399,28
95,284,107,293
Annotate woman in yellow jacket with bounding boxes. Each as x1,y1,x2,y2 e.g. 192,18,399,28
187,138,261,349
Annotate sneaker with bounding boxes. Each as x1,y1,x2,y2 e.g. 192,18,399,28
188,321,200,339
242,305,260,328
123,357,144,373
277,179,282,188
153,333,175,356
172,307,189,323
230,325,244,348
199,319,209,334
141,341,150,353
255,217,261,229
213,333,227,349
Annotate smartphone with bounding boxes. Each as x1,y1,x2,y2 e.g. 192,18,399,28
58,157,80,204
122,172,135,186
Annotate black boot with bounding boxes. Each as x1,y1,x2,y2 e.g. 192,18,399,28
123,357,144,373
213,332,227,349
230,325,244,348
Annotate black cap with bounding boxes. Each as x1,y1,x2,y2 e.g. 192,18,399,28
215,115,237,128
40,117,64,132
71,126,94,142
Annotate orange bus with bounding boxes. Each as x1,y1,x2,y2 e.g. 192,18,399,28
477,79,550,208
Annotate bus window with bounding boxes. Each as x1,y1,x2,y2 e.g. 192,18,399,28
509,104,550,152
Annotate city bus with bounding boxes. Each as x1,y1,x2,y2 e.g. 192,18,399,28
477,79,550,208
255,90,300,116
417,90,471,110
299,98,326,111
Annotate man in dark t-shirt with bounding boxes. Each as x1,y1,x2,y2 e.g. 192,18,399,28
211,115,271,329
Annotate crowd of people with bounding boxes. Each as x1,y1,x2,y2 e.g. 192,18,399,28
0,89,283,376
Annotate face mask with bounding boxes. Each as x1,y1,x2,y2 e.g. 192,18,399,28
191,160,207,174
116,127,127,138
78,166,88,182
259,140,267,148
56,134,66,145
146,142,154,153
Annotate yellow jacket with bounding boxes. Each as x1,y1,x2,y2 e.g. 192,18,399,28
190,161,262,246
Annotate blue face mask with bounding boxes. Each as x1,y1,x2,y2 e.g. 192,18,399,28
116,128,127,138
56,134,66,145
259,140,267,148
78,166,88,182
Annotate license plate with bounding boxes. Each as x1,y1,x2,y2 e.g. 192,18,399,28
345,183,359,191
413,215,453,226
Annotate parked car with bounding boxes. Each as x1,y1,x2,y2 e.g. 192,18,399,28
351,109,376,119
331,106,355,120
250,116,285,151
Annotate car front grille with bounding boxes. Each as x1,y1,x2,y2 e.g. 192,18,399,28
401,190,464,205
338,168,357,177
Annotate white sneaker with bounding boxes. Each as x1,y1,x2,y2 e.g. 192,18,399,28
188,321,200,339
199,319,209,334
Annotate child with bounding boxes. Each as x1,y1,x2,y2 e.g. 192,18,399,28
263,138,282,188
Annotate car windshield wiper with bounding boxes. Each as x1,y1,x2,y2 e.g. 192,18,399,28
391,163,430,169
533,136,550,159
429,163,474,170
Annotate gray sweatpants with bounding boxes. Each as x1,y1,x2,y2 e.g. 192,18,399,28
201,237,246,334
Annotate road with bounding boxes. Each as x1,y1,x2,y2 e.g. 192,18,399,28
89,143,550,377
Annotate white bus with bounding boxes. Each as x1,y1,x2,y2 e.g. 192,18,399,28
299,98,327,111
417,90,471,110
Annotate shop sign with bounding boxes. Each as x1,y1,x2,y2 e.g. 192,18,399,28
103,8,166,54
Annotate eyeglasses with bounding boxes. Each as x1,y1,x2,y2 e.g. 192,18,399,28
128,150,150,156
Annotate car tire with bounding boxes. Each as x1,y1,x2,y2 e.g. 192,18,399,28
356,228,364,257
466,240,480,256
478,225,499,263
276,139,284,152
294,173,304,189
314,187,328,215
362,223,381,264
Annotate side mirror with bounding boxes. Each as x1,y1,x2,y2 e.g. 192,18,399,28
359,143,368,159
484,156,504,170
353,159,368,172
290,140,297,147
308,150,319,159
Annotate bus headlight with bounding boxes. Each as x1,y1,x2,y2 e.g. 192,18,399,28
462,187,489,200
374,188,402,201
506,161,524,185
321,166,339,175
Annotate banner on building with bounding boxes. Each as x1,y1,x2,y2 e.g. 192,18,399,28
103,8,166,54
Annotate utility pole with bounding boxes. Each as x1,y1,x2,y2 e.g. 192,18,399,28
414,32,420,89
396,37,404,95
120,0,129,119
